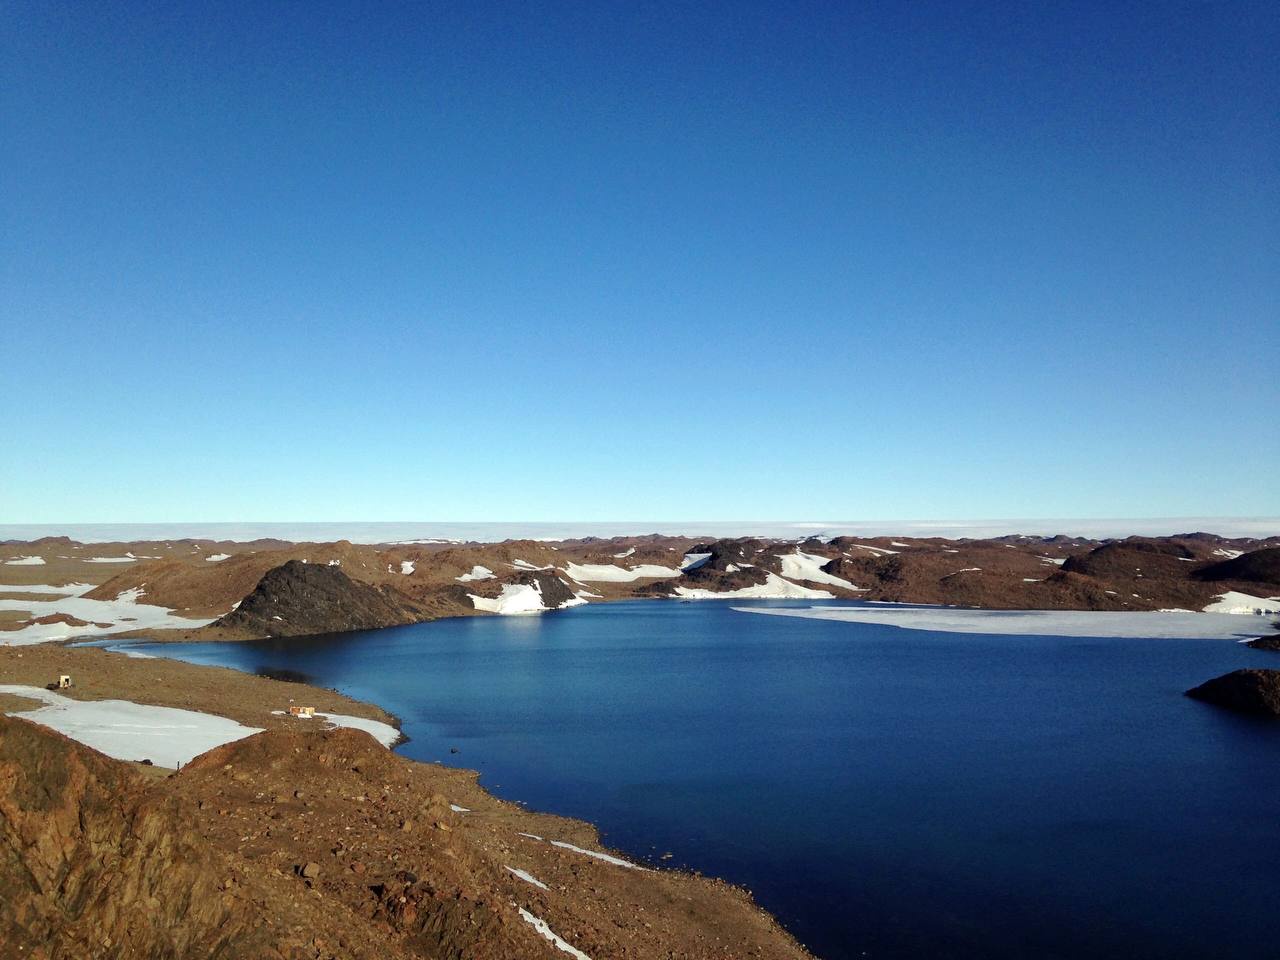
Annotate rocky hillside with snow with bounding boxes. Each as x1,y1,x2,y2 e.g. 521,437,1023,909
2,531,1278,643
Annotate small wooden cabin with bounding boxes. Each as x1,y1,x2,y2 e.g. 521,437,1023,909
288,705,316,718
57,675,72,689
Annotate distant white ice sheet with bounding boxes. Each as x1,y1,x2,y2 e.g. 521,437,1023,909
732,605,1275,640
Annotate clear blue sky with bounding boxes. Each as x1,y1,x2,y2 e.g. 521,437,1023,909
3,1,1277,523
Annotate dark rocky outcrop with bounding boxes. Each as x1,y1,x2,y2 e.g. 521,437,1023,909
1193,547,1280,587
1185,669,1280,717
525,570,578,608
1246,635,1280,652
213,559,425,638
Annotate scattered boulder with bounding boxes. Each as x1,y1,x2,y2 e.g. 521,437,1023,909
1185,669,1280,717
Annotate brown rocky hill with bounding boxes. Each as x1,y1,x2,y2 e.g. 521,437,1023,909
211,560,427,638
1192,547,1280,587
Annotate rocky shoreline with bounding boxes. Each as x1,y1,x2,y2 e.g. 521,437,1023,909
0,641,815,959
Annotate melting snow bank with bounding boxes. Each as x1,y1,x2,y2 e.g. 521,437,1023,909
732,606,1273,640
776,550,861,590
455,565,495,582
270,709,400,747
469,581,585,616
0,685,263,767
562,562,681,582
0,588,217,645
674,573,833,601
1203,591,1280,615
518,908,592,960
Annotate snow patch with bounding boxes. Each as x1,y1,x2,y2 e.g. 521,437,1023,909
205,553,231,562
1,685,263,767
674,573,833,601
456,565,495,582
505,866,549,890
0,588,215,645
1202,592,1280,615
0,583,94,596
470,583,548,615
399,560,415,575
4,556,45,565
562,562,681,583
518,908,592,960
776,551,861,591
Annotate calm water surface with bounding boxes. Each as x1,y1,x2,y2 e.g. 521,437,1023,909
125,600,1280,959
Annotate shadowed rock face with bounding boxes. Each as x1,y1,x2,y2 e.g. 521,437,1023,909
1193,547,1280,587
1247,635,1280,652
213,559,424,638
1186,669,1280,717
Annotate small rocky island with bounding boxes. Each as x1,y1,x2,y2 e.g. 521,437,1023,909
1186,669,1280,717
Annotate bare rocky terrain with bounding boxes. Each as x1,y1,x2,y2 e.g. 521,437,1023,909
4,531,1278,643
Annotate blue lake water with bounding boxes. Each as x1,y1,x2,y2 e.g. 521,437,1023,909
123,600,1280,959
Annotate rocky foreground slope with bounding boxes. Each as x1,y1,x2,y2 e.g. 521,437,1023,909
0,714,812,960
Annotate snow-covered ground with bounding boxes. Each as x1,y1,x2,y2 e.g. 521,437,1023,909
4,556,45,565
456,565,495,582
679,552,713,571
0,685,263,767
1202,591,1280,615
562,562,681,582
205,553,231,562
0,582,94,596
0,586,216,645
732,605,1274,640
674,573,833,600
399,560,415,575
776,550,860,590
469,581,585,615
